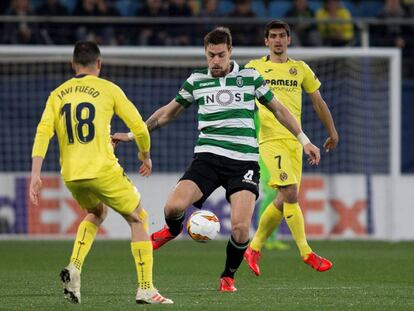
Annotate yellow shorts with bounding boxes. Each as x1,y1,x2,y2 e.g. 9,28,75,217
65,168,140,216
259,139,302,188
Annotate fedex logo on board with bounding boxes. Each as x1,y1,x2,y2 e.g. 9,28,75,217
0,176,106,235
203,176,368,237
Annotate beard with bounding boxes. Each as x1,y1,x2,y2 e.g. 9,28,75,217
210,67,226,77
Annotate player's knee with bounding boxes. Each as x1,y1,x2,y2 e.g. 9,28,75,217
231,222,250,243
279,185,298,203
273,196,284,211
124,206,146,225
88,204,108,225
164,199,188,217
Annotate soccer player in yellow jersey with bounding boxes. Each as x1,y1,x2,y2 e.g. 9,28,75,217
244,20,339,275
29,41,172,304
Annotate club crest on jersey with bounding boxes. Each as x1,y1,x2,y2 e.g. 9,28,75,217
280,172,288,181
236,76,244,87
289,67,298,76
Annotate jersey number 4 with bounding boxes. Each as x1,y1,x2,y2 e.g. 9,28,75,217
61,102,95,144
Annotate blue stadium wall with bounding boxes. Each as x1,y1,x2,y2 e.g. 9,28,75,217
0,65,410,174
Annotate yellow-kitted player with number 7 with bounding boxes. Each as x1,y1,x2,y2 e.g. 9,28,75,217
244,20,339,275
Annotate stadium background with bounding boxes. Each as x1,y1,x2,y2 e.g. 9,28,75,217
0,0,413,240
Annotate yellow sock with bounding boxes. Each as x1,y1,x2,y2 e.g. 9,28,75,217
70,220,98,272
131,241,154,290
284,202,312,257
250,202,284,252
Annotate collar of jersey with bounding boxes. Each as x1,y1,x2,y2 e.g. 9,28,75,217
74,74,89,79
207,60,239,77
265,55,291,63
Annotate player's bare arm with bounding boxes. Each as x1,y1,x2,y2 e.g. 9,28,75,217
309,90,339,152
29,156,44,206
266,97,320,165
146,100,185,132
111,100,185,143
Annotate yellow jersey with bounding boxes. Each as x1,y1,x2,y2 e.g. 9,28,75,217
32,74,150,182
246,56,320,143
316,7,354,42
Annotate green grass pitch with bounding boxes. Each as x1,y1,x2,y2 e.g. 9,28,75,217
0,240,413,310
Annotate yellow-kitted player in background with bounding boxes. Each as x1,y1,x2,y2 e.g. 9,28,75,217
244,20,339,275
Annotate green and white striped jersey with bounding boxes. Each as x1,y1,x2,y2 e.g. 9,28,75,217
175,61,274,161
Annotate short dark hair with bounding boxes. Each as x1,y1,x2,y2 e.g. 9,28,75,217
264,20,291,38
204,27,232,49
73,41,101,67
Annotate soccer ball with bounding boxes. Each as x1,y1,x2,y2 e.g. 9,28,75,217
186,210,220,242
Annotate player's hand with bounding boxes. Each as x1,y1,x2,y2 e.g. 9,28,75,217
323,132,339,152
111,132,132,147
29,175,42,206
304,143,320,166
138,152,152,177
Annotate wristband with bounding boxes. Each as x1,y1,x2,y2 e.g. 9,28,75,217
127,132,134,141
297,132,311,146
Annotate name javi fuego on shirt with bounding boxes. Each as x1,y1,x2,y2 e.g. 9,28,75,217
57,85,100,100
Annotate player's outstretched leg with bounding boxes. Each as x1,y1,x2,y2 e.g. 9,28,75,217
60,206,104,304
60,263,81,304
151,180,200,250
150,212,185,250
282,196,333,272
244,201,284,276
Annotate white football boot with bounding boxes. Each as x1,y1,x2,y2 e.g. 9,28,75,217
135,288,173,304
59,263,81,304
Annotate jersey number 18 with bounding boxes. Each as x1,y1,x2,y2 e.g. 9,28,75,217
61,102,95,144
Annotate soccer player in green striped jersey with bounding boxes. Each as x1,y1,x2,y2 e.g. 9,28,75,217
113,27,320,292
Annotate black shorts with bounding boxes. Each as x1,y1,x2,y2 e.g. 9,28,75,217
180,152,260,208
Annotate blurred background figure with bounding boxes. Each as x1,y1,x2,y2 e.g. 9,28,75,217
135,0,168,46
3,0,39,44
197,0,222,45
74,0,119,45
315,0,354,46
228,0,259,46
372,0,407,48
188,0,200,16
285,0,322,46
165,0,193,46
0,0,12,15
372,0,412,76
36,0,70,44
200,0,221,17
37,0,68,15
